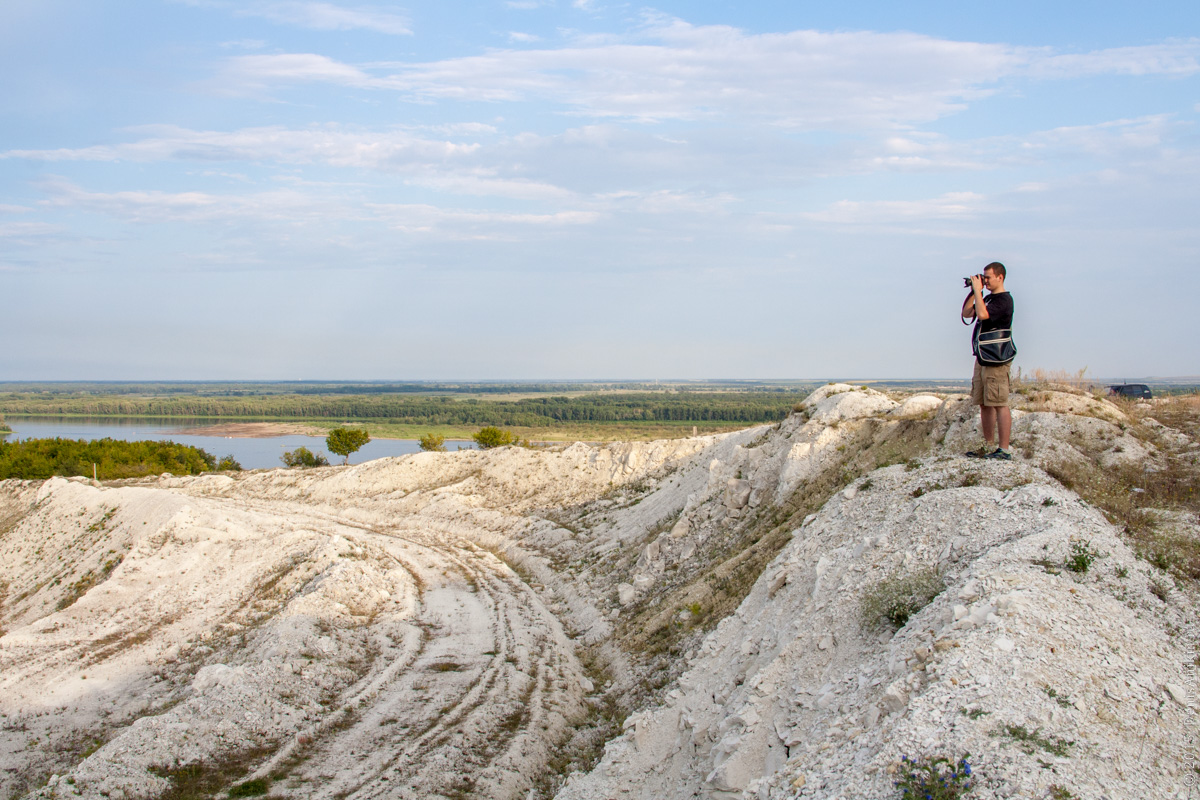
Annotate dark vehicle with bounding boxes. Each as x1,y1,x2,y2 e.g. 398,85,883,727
1108,384,1152,400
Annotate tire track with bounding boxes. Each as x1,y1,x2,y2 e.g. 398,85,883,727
203,496,585,800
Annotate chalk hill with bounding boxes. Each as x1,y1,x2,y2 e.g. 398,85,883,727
0,386,1196,799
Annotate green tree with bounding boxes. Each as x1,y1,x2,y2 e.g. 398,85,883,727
472,426,516,449
418,433,446,452
326,427,370,464
281,447,328,468
216,454,243,471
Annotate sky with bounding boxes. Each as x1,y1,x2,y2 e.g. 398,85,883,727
1,0,1198,380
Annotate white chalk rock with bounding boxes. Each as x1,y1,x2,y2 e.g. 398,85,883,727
806,387,899,424
892,394,944,418
725,479,752,509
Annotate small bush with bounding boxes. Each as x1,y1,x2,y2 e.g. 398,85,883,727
473,426,516,449
229,777,270,797
281,447,328,468
418,433,446,452
861,567,944,630
1064,540,1100,573
216,454,242,471
894,754,975,799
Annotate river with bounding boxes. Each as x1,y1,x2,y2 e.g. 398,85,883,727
0,418,475,470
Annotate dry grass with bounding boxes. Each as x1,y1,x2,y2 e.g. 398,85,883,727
1013,366,1092,394
1044,456,1200,580
148,745,276,800
860,567,945,631
1144,394,1200,439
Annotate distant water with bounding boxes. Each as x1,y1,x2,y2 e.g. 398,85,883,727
0,418,475,471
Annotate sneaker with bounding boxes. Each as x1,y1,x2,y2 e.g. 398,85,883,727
984,448,1012,460
965,448,987,458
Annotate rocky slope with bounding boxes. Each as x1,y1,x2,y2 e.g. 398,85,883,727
1,385,1196,800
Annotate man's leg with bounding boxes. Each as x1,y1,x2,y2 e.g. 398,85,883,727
979,405,997,446
997,406,1011,450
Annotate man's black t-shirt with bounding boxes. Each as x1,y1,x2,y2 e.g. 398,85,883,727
976,291,1013,334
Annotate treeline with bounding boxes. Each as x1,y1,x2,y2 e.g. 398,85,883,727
0,380,812,397
0,438,217,480
0,392,807,427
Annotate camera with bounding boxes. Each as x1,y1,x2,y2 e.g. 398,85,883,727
963,275,981,288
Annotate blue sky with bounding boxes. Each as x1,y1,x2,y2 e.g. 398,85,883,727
2,1,1197,380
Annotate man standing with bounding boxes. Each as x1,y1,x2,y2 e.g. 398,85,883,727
961,262,1014,460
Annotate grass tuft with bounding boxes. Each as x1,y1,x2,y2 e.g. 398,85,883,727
992,723,1073,757
861,567,944,631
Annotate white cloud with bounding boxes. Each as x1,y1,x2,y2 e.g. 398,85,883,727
35,178,599,238
217,53,371,91
367,203,600,236
1020,115,1183,160
197,22,1198,130
175,0,411,33
597,189,737,214
219,39,268,50
408,173,574,200
0,221,60,238
38,177,349,224
4,124,479,169
1023,40,1200,79
800,192,986,225
508,32,541,43
235,1,412,34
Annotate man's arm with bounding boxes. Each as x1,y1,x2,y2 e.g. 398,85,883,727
961,291,976,319
969,275,989,320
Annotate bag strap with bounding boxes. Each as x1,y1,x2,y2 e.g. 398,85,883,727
961,289,976,325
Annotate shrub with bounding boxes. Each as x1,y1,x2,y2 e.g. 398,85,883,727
894,754,975,799
1064,540,1100,573
326,427,370,465
861,567,944,630
281,447,328,468
418,433,446,452
473,426,516,449
229,778,270,797
216,454,242,471
0,437,216,480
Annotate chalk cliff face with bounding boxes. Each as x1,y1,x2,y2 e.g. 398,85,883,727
1,386,1196,800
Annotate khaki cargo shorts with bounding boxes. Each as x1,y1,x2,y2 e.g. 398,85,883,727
971,361,1011,407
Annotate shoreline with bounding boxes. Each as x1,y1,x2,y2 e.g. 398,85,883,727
172,422,325,438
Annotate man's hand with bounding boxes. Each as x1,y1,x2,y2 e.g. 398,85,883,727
970,274,984,293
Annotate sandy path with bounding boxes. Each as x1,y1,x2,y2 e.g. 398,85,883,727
172,422,323,437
